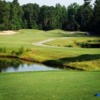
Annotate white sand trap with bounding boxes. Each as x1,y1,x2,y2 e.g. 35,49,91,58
0,31,17,35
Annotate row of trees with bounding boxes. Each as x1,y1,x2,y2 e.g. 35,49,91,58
0,0,100,35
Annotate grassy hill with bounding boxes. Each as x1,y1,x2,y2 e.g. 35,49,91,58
0,29,100,100
0,29,100,70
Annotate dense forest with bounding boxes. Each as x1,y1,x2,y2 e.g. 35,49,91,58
0,0,100,35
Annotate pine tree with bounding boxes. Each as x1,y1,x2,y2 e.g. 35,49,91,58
93,0,100,34
10,0,23,30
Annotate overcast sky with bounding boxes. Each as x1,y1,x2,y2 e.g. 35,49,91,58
6,0,95,7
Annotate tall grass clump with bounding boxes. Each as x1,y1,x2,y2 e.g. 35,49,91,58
0,47,7,53
17,47,24,55
76,41,100,48
11,47,24,56
75,42,90,48
11,47,30,56
87,39,100,42
66,44,73,47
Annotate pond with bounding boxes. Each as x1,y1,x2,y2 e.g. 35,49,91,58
0,58,59,73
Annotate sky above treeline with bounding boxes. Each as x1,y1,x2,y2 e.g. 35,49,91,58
6,0,95,7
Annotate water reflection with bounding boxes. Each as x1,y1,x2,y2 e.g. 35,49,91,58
0,58,59,73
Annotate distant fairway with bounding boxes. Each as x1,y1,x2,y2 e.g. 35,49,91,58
0,29,100,70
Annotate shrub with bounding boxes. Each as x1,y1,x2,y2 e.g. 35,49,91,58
17,47,24,55
87,39,100,42
76,42,90,48
66,45,73,47
0,47,6,53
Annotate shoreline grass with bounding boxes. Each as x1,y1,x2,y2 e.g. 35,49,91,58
45,37,100,48
0,47,100,71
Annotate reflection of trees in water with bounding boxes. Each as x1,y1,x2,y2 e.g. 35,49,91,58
0,58,23,72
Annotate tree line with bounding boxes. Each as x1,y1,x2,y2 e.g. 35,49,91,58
0,0,100,35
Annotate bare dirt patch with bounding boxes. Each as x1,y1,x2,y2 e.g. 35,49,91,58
32,38,68,48
32,38,55,47
0,31,17,35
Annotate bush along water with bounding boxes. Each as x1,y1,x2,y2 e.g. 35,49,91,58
0,47,30,57
75,42,100,48
0,47,6,53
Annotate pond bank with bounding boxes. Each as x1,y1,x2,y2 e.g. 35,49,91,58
0,55,84,71
0,58,59,73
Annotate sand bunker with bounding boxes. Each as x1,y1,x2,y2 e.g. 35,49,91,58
0,31,17,35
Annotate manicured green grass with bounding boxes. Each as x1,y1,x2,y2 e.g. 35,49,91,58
0,29,100,70
0,30,100,100
0,71,100,100
0,29,87,48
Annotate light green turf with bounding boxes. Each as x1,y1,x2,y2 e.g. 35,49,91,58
0,29,100,70
0,30,100,100
0,29,87,48
0,71,100,100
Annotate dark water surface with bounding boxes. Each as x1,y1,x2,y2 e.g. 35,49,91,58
0,58,59,73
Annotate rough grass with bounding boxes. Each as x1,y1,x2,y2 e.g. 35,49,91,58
0,71,100,100
45,37,100,48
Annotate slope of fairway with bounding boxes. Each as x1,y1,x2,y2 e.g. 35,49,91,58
0,71,100,100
